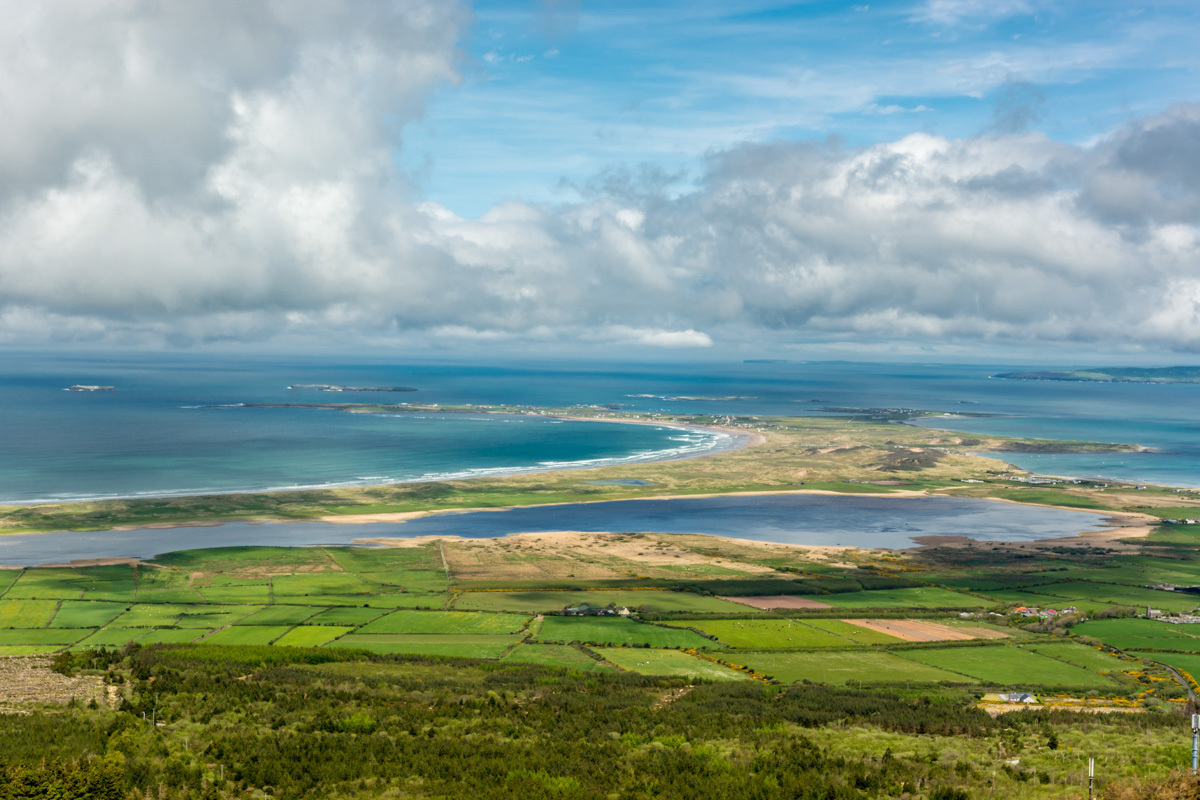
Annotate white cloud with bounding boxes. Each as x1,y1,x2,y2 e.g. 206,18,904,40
1,3,1200,355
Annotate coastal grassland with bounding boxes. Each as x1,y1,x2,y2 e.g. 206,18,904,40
897,645,1116,686
594,647,748,680
501,643,613,671
803,586,989,609
196,581,270,603
48,600,128,628
328,633,522,657
454,589,754,614
270,572,373,596
0,599,59,628
1,406,1182,537
661,618,860,649
200,625,293,646
733,650,967,684
271,625,354,647
4,568,89,599
536,616,717,648
359,610,529,635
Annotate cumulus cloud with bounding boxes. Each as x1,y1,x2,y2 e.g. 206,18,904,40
1,2,1199,354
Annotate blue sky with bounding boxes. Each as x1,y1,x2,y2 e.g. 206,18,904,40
402,0,1200,217
1,1,1199,358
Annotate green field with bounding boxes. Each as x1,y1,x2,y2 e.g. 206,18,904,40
109,604,190,628
304,607,386,626
1073,618,1200,652
201,626,294,646
1022,642,1131,673
271,573,373,597
196,582,271,604
501,644,613,672
73,628,149,648
804,587,987,609
329,634,521,657
4,569,87,600
664,619,859,649
138,629,207,645
48,601,128,629
0,628,91,646
803,619,906,645
595,648,748,681
359,610,529,635
898,646,1115,686
456,590,753,614
175,606,261,629
272,626,355,648
1130,651,1200,683
734,650,966,684
537,617,718,649
0,599,60,629
236,605,324,626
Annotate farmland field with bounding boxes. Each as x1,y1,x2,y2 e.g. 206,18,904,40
501,644,613,671
271,573,372,596
664,619,856,649
329,634,521,657
4,569,87,600
0,599,60,629
196,583,271,604
1130,652,1200,683
48,601,128,629
734,650,966,685
138,629,207,645
304,607,386,626
272,626,354,648
282,593,440,608
594,648,748,681
0,629,91,646
803,587,987,609
73,628,148,648
1072,619,1200,652
898,646,1114,686
201,626,293,646
175,606,262,629
537,617,718,649
456,590,752,614
110,605,190,628
803,619,905,645
1022,642,1130,673
236,605,324,626
359,610,529,635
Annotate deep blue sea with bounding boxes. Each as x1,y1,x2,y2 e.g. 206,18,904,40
3,351,1200,505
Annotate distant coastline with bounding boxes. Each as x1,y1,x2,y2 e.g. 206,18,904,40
995,366,1200,384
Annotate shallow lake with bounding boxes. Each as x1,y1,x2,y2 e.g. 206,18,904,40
0,494,1113,566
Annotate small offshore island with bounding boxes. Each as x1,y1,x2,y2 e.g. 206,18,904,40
996,365,1200,383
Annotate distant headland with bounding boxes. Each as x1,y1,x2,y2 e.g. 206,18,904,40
66,385,116,392
995,366,1200,384
286,384,417,392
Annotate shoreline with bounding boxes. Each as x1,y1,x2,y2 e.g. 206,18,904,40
0,414,759,510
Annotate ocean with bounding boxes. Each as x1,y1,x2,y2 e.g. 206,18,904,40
3,351,1200,505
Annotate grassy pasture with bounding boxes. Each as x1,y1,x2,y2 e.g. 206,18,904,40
271,573,372,597
175,606,261,629
304,607,386,626
236,605,323,626
109,604,190,628
734,650,966,685
1021,581,1198,613
1073,619,1200,652
324,544,443,573
359,571,448,593
1130,651,1200,684
0,599,60,629
456,590,751,614
272,626,355,648
805,587,986,609
595,648,748,681
898,646,1114,686
0,628,91,646
0,645,58,656
138,629,207,645
329,634,521,658
48,601,128,629
280,593,436,608
196,583,271,604
360,610,529,635
664,619,855,650
4,568,87,599
73,628,148,648
201,626,293,646
501,644,613,672
537,617,717,649
1022,642,1130,673
802,619,906,645
0,570,19,595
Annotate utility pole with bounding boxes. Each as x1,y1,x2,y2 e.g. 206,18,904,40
1192,714,1199,775
1088,757,1094,800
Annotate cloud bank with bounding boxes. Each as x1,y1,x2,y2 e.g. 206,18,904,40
1,2,1198,353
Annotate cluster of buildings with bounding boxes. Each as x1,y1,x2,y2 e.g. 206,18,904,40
1011,605,1078,619
561,604,631,617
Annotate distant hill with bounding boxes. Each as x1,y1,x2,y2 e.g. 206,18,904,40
995,366,1200,383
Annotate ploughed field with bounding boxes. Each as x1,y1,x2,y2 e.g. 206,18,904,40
1,535,1198,694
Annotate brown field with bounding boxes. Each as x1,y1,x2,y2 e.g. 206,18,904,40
721,595,833,610
0,657,112,714
842,618,1009,642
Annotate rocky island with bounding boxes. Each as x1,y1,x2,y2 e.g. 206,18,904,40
287,384,416,392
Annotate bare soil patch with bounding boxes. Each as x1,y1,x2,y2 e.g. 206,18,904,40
722,595,832,610
842,619,1009,642
0,657,109,714
978,703,1142,717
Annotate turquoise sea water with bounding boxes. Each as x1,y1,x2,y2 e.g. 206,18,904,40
3,352,1200,504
